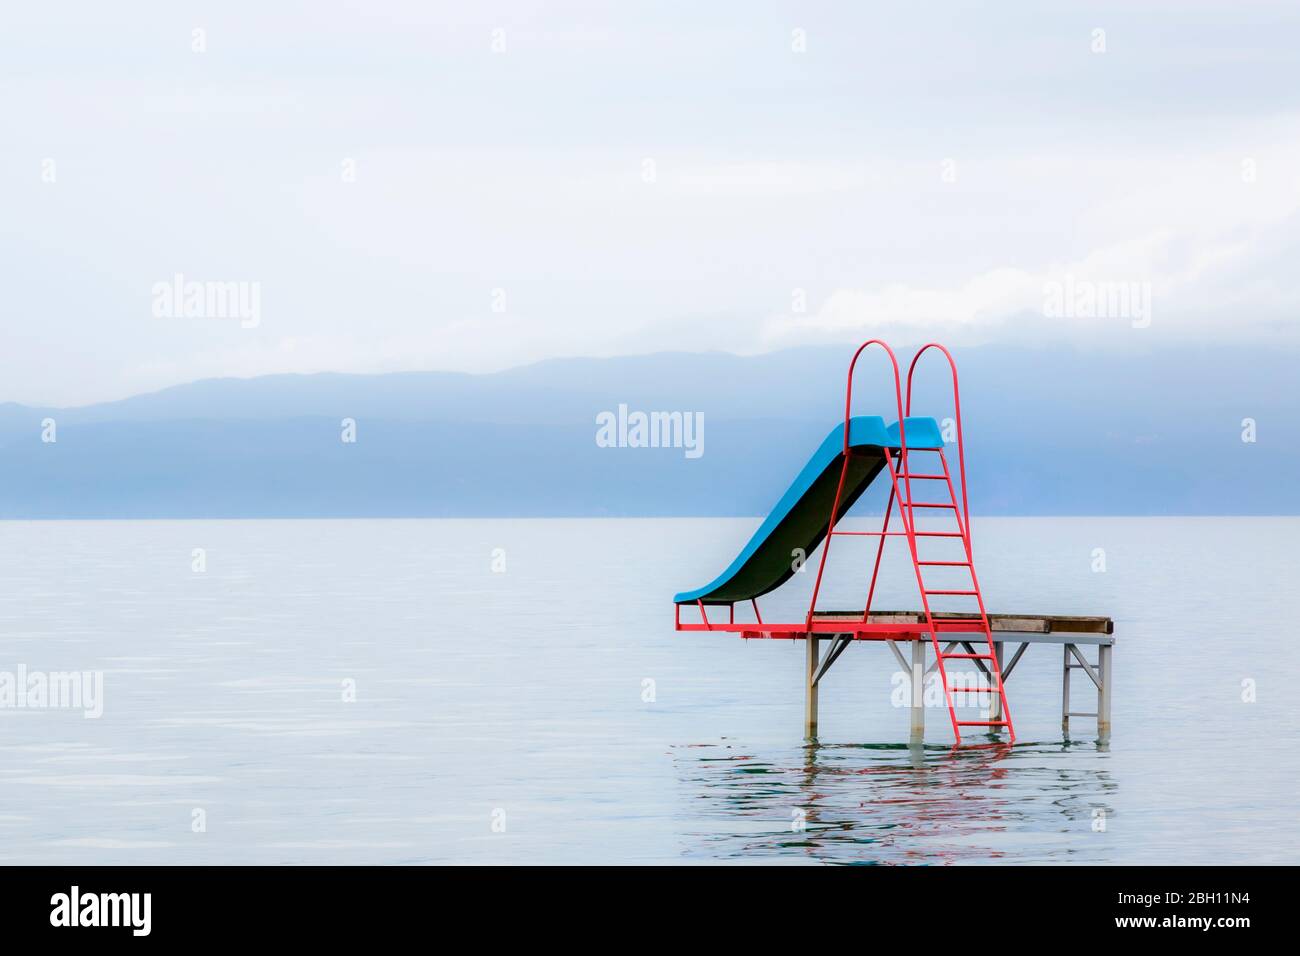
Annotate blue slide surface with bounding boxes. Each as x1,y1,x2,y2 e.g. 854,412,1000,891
674,416,944,605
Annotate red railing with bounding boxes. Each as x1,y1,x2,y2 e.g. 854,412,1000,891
805,340,907,629
906,342,971,546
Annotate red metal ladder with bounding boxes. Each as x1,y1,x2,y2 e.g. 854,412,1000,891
804,339,1015,744
882,442,1015,743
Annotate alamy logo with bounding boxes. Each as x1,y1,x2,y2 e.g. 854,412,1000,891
152,272,261,328
890,671,995,709
595,404,704,459
0,665,103,718
50,886,151,936
1042,274,1151,327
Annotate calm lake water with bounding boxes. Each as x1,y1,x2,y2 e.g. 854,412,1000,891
0,517,1295,865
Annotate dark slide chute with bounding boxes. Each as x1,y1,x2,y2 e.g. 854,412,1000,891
674,416,943,605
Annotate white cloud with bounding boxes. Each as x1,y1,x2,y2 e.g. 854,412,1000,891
4,3,1300,405
758,153,1300,350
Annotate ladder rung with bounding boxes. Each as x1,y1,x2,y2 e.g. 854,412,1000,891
925,589,978,595
957,720,1010,727
830,531,910,536
942,652,994,660
896,473,946,480
829,530,964,538
918,560,972,566
901,501,956,510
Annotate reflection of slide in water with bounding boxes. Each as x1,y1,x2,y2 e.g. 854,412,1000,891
673,740,1117,865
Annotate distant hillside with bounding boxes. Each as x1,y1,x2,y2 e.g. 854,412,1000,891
0,344,1294,517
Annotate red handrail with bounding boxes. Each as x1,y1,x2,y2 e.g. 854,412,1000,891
905,343,971,545
805,340,906,629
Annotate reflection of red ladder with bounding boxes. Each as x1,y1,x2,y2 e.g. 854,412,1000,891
881,442,1014,743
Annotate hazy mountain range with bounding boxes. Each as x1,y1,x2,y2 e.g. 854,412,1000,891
0,345,1293,518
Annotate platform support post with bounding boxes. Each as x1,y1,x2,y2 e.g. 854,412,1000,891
989,641,1004,725
1061,644,1072,732
910,638,925,741
804,636,820,739
1097,642,1112,740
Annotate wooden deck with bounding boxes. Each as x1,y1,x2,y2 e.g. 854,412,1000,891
820,610,1114,636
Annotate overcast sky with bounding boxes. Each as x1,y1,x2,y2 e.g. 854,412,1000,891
2,1,1299,406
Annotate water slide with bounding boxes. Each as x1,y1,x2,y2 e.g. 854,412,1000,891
673,415,944,606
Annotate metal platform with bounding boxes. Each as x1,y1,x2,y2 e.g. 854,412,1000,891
801,612,1115,743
